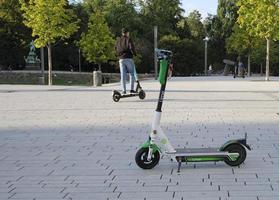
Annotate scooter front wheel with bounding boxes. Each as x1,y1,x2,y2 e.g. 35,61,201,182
112,92,121,102
135,148,160,169
224,144,246,166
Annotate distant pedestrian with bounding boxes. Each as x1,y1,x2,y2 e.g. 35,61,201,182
238,61,244,76
208,64,213,76
69,65,74,72
115,28,137,94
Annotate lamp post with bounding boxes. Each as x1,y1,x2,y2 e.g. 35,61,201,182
154,26,158,79
40,47,45,84
78,48,81,72
203,36,210,76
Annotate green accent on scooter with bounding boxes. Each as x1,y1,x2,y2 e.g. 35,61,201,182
141,140,161,153
228,153,240,161
159,59,168,85
178,153,239,163
186,157,224,162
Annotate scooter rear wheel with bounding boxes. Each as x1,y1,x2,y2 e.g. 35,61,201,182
135,148,160,169
224,144,246,166
139,90,146,100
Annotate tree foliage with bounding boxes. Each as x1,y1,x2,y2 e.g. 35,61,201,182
19,0,79,85
0,0,30,67
1,0,279,76
160,35,203,76
226,24,253,56
104,0,141,37
217,0,239,38
20,0,79,48
139,0,184,35
186,10,205,39
78,10,115,65
237,0,279,79
237,0,279,40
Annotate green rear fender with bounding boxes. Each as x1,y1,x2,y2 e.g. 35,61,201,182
140,141,161,154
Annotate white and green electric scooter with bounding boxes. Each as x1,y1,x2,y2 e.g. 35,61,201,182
135,49,251,172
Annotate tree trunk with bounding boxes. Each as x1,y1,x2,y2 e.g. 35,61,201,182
247,53,251,77
265,38,270,81
47,42,52,85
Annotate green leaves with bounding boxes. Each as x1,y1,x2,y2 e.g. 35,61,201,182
78,11,115,64
19,0,79,47
226,24,251,55
186,10,205,39
237,0,279,40
139,0,184,35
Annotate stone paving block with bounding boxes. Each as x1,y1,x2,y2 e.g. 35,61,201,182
116,185,167,192
0,193,11,199
229,190,279,197
63,186,115,193
12,187,64,193
175,191,226,198
119,191,174,199
260,197,279,200
9,192,65,199
65,192,120,200
168,185,218,192
220,184,272,191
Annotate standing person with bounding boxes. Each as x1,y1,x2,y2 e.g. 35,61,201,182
115,28,137,94
238,61,245,77
208,64,213,76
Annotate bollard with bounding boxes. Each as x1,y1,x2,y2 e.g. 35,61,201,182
93,70,102,86
38,76,45,85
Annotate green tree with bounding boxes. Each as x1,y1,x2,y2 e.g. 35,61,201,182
20,0,79,85
139,0,184,35
104,0,141,36
78,10,115,69
204,14,226,70
226,24,262,76
237,0,279,80
186,10,204,39
203,0,239,69
217,0,239,38
160,35,203,76
135,0,184,73
0,0,31,68
176,17,191,39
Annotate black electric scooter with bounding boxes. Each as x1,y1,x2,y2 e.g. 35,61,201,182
112,80,146,102
233,64,246,78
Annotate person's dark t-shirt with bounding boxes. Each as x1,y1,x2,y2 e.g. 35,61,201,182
115,36,136,59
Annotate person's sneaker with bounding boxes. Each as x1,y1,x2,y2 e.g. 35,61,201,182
122,91,126,95
130,90,137,94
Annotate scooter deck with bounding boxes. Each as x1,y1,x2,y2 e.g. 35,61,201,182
174,148,220,154
112,90,140,98
167,148,232,173
166,148,229,158
121,93,140,97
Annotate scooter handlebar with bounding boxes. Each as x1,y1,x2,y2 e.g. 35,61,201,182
155,48,172,60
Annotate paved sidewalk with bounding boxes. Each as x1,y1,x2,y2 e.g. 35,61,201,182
0,76,279,200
